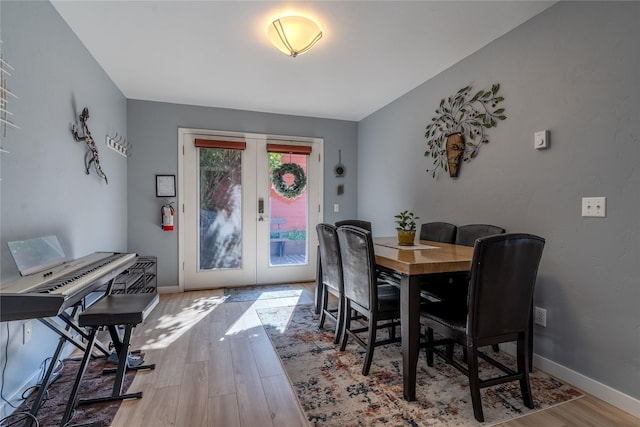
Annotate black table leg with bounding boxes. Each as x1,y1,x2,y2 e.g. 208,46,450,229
400,274,421,401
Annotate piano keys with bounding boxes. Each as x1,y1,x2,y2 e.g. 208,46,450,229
0,251,137,322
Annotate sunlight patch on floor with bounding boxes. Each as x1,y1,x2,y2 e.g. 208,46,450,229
254,289,303,301
140,294,224,350
223,290,303,337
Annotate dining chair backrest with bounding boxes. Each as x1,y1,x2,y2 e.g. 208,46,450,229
467,233,545,340
337,225,376,312
455,224,505,247
316,223,343,294
335,219,372,231
419,222,456,243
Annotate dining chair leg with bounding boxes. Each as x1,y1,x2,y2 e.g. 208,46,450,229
315,249,322,315
528,309,534,372
318,287,328,329
518,333,534,409
362,315,377,376
446,341,455,360
467,344,485,423
339,300,351,351
426,327,434,367
333,296,345,344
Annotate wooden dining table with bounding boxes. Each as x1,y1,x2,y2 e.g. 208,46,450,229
314,236,474,401
373,237,474,401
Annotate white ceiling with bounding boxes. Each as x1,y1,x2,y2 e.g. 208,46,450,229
51,1,554,121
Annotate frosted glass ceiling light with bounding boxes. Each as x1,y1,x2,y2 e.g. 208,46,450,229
268,16,323,57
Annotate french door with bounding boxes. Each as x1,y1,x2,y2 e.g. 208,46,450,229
179,128,322,290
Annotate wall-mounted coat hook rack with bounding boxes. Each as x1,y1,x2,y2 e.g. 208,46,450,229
106,132,131,157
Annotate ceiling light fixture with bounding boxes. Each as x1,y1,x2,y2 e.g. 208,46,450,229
267,15,323,58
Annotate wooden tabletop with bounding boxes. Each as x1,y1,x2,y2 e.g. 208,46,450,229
373,237,474,276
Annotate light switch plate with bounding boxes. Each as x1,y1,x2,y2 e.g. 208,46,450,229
582,197,606,217
534,130,549,149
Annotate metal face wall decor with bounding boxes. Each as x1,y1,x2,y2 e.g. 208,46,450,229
424,83,506,178
71,107,108,184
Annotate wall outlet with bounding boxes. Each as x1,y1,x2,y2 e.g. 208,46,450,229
23,320,32,344
333,203,340,213
534,307,547,327
581,197,606,217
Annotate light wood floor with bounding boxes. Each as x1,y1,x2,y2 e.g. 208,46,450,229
106,283,639,427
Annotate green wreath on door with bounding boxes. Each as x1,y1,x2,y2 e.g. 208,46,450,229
271,163,307,199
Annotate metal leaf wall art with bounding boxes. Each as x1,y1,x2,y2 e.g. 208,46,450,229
424,83,507,178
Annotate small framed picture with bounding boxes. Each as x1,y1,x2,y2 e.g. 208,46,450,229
156,174,176,197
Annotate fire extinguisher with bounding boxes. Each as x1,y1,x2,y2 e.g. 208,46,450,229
161,203,174,231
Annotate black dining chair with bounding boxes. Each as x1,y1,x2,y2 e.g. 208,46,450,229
337,225,401,376
418,222,457,303
335,219,372,231
455,224,505,247
316,223,345,344
423,223,505,305
421,233,545,422
316,220,371,314
419,221,456,243
316,220,370,314
420,223,506,354
451,224,506,354
336,219,402,287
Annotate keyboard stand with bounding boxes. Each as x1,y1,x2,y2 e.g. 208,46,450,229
39,312,111,356
22,301,110,427
22,297,113,427
60,293,159,427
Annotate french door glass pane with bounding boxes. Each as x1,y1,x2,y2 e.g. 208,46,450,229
269,153,308,266
199,147,242,270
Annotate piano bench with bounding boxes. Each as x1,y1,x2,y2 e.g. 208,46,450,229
79,293,159,328
61,293,159,427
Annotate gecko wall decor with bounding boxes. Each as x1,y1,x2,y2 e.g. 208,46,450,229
71,107,108,184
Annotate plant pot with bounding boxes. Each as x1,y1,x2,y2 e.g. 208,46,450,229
445,132,464,177
397,230,416,246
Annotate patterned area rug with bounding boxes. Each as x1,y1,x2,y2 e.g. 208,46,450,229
256,304,584,426
224,283,302,302
10,354,137,427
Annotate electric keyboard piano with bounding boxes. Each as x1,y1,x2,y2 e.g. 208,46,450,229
0,252,138,427
0,252,137,322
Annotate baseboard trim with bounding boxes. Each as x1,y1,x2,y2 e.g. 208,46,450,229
534,353,640,418
157,285,180,294
500,342,640,418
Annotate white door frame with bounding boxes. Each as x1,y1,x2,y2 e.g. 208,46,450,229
177,127,323,292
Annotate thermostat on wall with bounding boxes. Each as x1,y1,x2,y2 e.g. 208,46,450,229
534,130,550,149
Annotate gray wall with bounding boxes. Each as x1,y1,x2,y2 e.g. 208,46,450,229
358,1,639,399
127,101,357,287
1,0,638,418
0,1,127,416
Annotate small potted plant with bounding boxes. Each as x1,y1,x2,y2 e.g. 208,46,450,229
394,210,420,246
